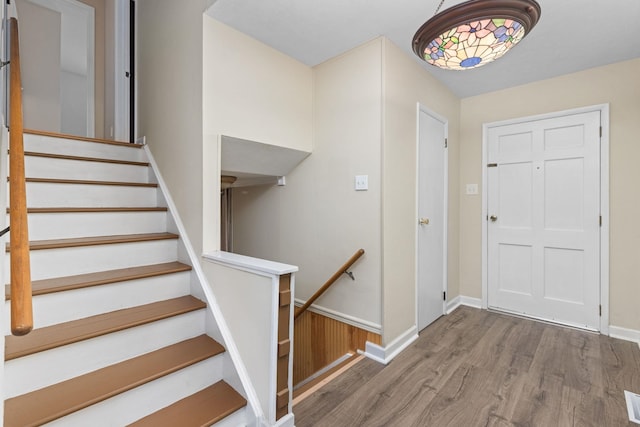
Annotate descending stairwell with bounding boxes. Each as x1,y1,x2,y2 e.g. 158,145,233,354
3,131,248,426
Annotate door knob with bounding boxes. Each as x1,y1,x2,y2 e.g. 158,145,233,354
419,218,430,225
490,215,498,222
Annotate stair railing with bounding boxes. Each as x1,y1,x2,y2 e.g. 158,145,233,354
7,17,33,336
294,249,364,320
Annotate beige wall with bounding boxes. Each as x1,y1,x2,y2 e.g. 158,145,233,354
232,39,384,329
381,39,460,342
137,0,211,253
202,17,313,252
459,58,640,331
203,18,313,153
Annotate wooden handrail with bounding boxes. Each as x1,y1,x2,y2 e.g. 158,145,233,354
294,249,364,320
8,17,33,336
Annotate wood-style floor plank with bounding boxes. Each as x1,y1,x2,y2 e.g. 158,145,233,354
5,262,192,299
4,335,222,427
294,307,640,427
24,129,138,147
5,296,206,360
5,232,178,252
127,381,246,427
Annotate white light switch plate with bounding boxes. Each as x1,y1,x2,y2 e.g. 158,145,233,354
355,175,368,191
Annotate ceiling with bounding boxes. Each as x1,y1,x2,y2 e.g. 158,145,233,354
208,0,640,98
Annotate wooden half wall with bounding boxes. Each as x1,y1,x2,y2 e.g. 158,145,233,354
294,310,381,385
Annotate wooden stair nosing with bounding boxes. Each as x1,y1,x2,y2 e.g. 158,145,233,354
4,335,224,427
6,261,193,300
4,295,207,360
5,232,179,252
13,177,158,187
24,129,140,148
128,381,247,427
20,150,150,166
6,206,168,214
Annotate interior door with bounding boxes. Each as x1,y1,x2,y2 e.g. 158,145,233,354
417,107,447,331
487,111,601,330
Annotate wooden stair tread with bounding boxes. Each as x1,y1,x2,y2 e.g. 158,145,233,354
20,177,157,187
6,206,168,213
6,262,192,300
24,129,139,148
5,296,206,360
21,150,150,166
4,335,223,427
128,381,247,427
5,232,178,252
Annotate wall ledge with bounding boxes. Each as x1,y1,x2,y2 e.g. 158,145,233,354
203,251,298,276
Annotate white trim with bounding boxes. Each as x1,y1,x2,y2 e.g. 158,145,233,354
415,104,449,330
609,325,640,346
0,127,8,425
363,326,418,365
446,295,482,314
113,0,130,141
272,413,295,427
624,390,640,424
481,104,610,333
294,298,382,334
143,145,262,426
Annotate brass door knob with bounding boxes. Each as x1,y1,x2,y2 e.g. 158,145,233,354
419,218,430,225
490,215,498,222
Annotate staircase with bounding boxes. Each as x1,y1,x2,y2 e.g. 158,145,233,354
3,131,248,426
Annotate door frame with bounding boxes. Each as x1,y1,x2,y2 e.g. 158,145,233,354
481,104,610,334
415,103,449,330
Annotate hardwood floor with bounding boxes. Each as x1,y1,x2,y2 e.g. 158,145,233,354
293,306,640,426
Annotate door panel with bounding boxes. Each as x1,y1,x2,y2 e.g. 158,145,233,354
487,111,600,330
417,108,447,331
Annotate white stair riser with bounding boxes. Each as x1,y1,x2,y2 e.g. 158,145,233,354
8,211,168,240
4,310,207,398
3,272,192,335
45,357,223,427
9,182,159,208
23,135,145,163
4,239,179,282
20,155,150,183
212,408,248,427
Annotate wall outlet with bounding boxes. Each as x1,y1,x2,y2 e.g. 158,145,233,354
355,175,368,191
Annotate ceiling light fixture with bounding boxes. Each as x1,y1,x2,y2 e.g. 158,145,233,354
412,0,541,70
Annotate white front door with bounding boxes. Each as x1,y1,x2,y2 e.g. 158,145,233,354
487,110,601,330
417,107,447,331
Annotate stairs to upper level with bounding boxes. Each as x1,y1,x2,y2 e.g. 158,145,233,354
3,131,248,426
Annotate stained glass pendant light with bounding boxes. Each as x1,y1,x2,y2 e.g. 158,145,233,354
412,0,541,70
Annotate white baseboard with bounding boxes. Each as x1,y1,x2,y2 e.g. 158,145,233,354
363,326,418,365
609,325,640,348
271,413,294,427
294,298,382,334
446,295,482,314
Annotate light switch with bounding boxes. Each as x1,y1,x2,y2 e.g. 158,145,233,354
466,184,478,195
355,175,368,191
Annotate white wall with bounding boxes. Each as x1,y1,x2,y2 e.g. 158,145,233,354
459,58,640,332
15,0,62,133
